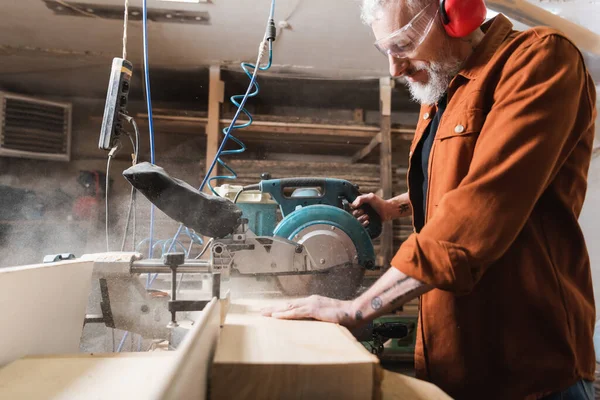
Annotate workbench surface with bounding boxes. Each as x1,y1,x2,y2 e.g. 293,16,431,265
0,298,451,400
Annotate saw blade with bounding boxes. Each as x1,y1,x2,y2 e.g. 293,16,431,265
276,223,364,299
276,264,365,300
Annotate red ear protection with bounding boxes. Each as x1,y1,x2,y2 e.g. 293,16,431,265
440,0,487,38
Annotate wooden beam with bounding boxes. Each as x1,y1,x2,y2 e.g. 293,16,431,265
351,131,381,163
134,114,415,140
205,66,224,191
353,108,365,124
379,77,394,269
0,299,221,400
211,299,380,400
156,298,221,400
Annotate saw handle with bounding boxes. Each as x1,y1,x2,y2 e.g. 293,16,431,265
352,203,382,239
259,177,382,239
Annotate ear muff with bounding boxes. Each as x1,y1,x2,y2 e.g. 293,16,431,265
440,0,487,38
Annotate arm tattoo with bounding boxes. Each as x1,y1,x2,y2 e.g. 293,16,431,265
390,285,424,305
368,277,425,312
398,203,410,214
355,310,363,321
382,277,410,295
371,297,383,310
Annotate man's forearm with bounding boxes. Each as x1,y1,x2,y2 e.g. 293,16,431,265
386,192,412,220
349,267,432,323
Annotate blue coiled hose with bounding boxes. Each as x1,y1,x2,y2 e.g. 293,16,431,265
164,0,276,257
206,41,274,195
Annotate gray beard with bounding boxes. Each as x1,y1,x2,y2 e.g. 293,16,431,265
402,59,463,105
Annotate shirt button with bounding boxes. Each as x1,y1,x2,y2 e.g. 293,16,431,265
454,124,465,133
423,113,430,120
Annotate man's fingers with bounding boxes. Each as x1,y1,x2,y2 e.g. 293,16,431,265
271,306,312,320
352,193,376,209
260,300,301,316
260,307,277,316
358,214,370,227
352,209,365,217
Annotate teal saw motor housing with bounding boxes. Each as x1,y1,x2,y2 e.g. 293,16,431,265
259,177,382,240
264,178,382,298
256,177,382,272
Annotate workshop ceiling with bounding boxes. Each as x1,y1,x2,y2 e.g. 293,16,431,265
0,0,598,101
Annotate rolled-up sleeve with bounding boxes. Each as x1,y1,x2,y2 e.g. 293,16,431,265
392,35,596,294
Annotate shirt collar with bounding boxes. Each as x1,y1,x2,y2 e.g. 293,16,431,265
458,14,514,80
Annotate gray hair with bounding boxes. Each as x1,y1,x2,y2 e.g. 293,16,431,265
360,0,432,25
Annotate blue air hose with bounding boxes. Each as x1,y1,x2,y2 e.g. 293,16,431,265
207,40,274,195
164,0,276,257
142,0,156,285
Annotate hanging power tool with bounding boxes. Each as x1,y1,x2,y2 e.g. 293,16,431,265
123,162,382,299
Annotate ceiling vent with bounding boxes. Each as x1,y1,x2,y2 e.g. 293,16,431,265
0,92,72,162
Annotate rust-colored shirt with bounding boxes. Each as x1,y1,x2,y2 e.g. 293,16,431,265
391,15,597,400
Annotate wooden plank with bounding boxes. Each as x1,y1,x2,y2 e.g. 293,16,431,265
0,353,178,400
379,77,394,268
211,299,381,400
0,260,94,367
0,299,221,400
133,114,415,140
205,65,225,191
0,297,448,400
352,131,382,163
156,298,220,400
353,108,365,124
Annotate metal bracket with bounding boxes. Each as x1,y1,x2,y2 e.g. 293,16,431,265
84,278,115,328
166,253,221,328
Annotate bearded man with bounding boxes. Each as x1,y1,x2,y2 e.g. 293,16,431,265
263,0,597,398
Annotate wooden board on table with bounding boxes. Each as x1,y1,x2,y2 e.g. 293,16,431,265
0,298,221,400
0,352,177,400
0,259,94,367
154,298,221,400
211,299,382,400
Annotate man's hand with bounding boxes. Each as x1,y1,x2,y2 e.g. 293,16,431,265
352,192,412,226
260,295,357,327
263,269,432,327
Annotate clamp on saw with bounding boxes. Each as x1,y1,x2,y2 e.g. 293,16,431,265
123,163,382,299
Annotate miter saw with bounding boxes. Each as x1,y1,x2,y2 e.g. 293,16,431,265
123,163,382,299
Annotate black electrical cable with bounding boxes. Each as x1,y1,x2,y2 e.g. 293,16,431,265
194,238,214,260
233,188,245,204
120,113,140,252
106,144,120,252
234,183,261,204
120,134,137,251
